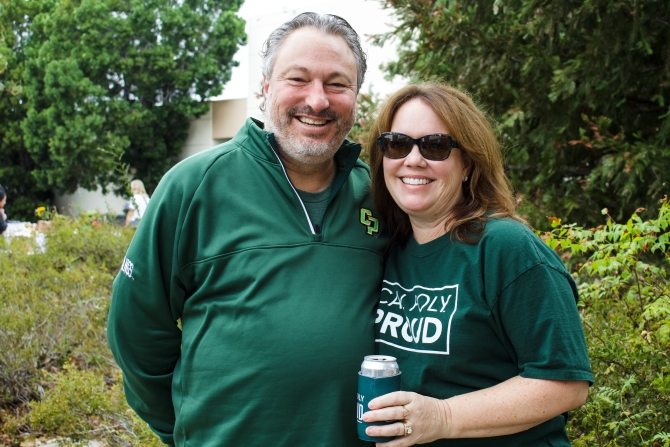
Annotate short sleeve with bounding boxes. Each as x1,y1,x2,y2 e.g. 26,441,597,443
496,264,594,384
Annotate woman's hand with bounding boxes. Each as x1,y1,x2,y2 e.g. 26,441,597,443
362,391,452,446
361,378,589,446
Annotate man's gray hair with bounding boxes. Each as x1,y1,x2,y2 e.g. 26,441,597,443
260,12,367,93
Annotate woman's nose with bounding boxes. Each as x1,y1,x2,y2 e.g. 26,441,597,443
404,144,427,166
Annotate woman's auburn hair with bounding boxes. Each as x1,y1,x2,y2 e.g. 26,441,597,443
368,82,527,249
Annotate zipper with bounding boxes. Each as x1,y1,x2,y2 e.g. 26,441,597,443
267,135,318,235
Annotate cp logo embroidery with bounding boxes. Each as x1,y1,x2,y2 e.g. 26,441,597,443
359,208,379,236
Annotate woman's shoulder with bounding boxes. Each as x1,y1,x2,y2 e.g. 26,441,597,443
481,217,534,243
481,217,565,270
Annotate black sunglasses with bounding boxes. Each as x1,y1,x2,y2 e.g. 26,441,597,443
377,132,460,161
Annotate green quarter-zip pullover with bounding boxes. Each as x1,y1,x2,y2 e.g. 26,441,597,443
108,118,386,446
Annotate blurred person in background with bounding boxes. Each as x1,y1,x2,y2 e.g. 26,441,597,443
0,184,7,235
124,179,151,227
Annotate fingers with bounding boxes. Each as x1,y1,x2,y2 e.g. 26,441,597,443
366,421,406,438
369,391,414,410
370,422,416,447
362,405,409,423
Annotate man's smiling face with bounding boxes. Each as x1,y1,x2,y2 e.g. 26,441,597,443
263,26,358,166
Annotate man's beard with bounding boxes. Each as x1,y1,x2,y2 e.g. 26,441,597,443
264,95,355,166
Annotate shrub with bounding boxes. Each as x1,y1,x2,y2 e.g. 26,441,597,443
0,213,131,402
25,364,162,446
542,197,670,446
0,213,162,445
347,89,380,166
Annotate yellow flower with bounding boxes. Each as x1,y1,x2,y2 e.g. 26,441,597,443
36,206,46,217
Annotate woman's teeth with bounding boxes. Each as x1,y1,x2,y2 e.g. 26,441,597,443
402,178,432,185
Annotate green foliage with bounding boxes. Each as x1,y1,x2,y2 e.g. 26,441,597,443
0,0,54,222
28,364,125,439
0,0,246,221
0,214,163,445
25,365,162,446
347,89,381,165
0,213,133,402
543,198,670,446
378,0,670,228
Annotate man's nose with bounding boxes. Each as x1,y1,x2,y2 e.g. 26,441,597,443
304,82,329,112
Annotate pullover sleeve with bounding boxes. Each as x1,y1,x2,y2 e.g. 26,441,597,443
107,170,190,445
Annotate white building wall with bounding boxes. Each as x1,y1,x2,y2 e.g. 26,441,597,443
179,107,220,162
54,186,128,217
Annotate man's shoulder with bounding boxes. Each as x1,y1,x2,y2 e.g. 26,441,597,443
352,157,371,174
145,140,246,210
163,140,243,184
165,119,273,185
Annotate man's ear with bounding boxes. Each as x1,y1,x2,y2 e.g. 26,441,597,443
262,75,270,96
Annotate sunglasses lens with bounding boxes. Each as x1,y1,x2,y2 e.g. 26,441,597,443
380,134,411,158
379,133,456,160
420,135,451,160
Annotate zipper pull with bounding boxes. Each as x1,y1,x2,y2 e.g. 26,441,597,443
314,224,321,234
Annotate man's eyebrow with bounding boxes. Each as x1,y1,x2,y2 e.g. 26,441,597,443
279,65,355,84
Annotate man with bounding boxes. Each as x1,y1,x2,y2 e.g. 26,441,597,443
107,13,386,446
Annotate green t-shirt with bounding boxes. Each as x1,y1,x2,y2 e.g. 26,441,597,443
296,182,332,231
376,218,593,447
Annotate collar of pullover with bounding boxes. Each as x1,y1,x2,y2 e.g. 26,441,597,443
233,118,363,182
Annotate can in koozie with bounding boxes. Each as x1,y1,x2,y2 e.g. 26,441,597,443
356,355,401,443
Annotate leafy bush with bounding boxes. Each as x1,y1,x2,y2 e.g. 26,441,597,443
2,201,669,446
0,213,129,401
347,89,380,166
375,0,670,229
25,365,162,446
543,197,670,446
0,213,162,445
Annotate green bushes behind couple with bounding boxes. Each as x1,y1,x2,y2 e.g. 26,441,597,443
0,200,669,446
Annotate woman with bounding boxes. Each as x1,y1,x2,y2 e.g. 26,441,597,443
362,83,593,446
124,179,151,227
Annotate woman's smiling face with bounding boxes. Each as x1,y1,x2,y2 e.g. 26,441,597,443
383,98,470,228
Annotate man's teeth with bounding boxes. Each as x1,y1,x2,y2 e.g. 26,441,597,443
402,178,432,185
297,117,327,125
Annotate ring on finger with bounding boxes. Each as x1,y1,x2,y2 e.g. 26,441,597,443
403,422,413,436
402,405,410,418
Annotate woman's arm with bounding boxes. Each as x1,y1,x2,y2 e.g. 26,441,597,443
124,209,135,227
363,376,589,446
